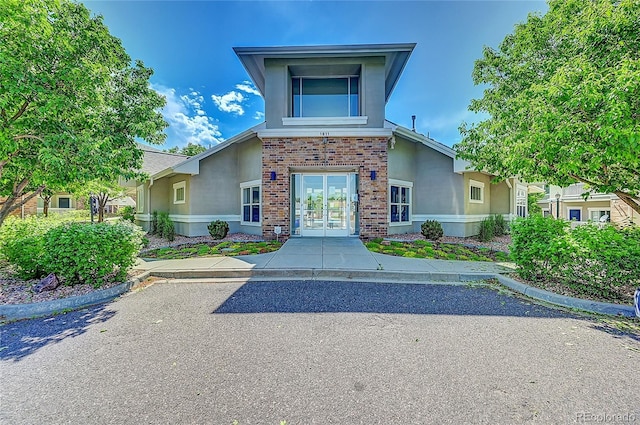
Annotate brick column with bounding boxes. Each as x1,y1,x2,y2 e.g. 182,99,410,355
261,136,388,241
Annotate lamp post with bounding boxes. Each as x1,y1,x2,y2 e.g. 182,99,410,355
555,193,561,219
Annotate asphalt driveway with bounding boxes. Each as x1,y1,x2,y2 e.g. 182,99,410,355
1,280,639,424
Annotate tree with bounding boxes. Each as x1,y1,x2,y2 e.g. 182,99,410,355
71,179,125,223
165,142,207,156
455,0,640,215
0,0,167,226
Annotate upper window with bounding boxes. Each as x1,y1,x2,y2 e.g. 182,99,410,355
389,180,412,225
173,181,186,204
469,180,484,204
241,181,261,225
292,76,359,117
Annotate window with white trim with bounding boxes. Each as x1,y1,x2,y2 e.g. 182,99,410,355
241,181,261,225
469,180,484,203
136,185,144,213
589,209,610,222
173,181,186,204
516,187,527,217
389,180,412,224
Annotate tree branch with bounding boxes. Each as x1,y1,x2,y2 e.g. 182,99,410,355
9,99,32,123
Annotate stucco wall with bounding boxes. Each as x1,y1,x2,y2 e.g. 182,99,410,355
490,180,511,214
388,136,465,215
464,172,492,215
264,57,386,129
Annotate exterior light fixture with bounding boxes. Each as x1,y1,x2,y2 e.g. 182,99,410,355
370,170,376,181
270,171,276,181
555,193,561,219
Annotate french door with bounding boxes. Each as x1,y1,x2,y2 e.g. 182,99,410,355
294,173,356,236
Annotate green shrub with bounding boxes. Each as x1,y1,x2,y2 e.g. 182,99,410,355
207,220,229,239
119,205,136,223
150,210,159,235
421,220,443,240
0,216,58,278
493,214,508,236
510,215,570,280
478,216,495,242
43,221,145,287
157,211,175,241
511,216,640,302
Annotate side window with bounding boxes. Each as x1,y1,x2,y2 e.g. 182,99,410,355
241,181,261,224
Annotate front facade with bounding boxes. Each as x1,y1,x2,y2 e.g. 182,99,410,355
136,44,523,240
537,183,638,227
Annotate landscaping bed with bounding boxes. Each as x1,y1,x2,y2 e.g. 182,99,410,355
366,238,511,262
141,240,282,259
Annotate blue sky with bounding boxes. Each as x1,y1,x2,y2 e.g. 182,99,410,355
85,0,548,150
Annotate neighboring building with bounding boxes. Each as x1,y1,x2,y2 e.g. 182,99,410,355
134,43,527,239
537,183,638,227
36,192,80,215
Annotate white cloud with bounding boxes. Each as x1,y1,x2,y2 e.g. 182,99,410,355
211,91,245,115
153,84,223,146
254,111,265,121
235,80,261,96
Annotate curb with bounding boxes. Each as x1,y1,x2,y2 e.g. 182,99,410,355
0,272,151,322
2,268,635,320
494,274,636,318
147,268,498,282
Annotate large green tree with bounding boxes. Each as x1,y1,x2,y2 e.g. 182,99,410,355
165,142,207,156
455,0,640,214
0,0,167,225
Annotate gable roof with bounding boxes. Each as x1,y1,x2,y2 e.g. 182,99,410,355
234,43,416,103
137,144,188,176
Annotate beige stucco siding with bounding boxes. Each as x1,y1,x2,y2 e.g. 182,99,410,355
490,180,511,214
464,172,492,215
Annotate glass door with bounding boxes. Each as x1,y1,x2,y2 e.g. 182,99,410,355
302,175,325,236
299,174,350,236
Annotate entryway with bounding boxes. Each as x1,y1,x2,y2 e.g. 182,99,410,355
291,173,358,237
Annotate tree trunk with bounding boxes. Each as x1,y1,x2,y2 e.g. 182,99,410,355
0,184,45,227
614,191,640,217
42,196,51,217
97,193,109,223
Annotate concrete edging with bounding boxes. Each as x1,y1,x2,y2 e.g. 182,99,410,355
0,272,151,322
494,274,636,318
1,267,635,320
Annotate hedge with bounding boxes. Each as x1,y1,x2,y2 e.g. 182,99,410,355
511,215,640,302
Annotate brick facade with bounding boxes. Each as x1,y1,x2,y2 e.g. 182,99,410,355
1,194,38,218
261,136,389,241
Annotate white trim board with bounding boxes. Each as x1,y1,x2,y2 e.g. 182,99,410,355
412,214,511,223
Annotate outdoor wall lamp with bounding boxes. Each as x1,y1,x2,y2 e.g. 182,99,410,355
370,170,376,181
555,193,561,219
270,171,276,181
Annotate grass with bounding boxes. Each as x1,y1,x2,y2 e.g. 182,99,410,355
365,238,511,262
141,240,282,259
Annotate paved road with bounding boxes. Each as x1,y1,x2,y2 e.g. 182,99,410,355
1,280,639,425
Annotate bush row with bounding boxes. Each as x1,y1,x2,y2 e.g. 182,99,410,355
511,215,640,302
0,216,145,287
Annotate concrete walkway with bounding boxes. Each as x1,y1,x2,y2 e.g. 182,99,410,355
137,237,513,281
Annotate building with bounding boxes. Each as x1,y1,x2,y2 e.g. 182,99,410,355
134,43,525,240
538,182,638,227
